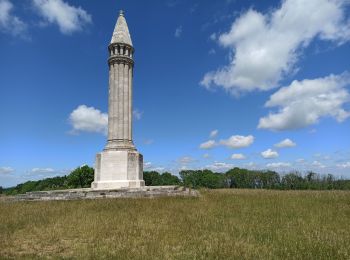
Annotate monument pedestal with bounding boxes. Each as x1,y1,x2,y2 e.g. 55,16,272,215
91,150,145,190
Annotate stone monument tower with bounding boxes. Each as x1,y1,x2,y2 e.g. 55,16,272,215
91,10,145,189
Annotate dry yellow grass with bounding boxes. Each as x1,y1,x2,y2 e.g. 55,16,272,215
0,189,349,259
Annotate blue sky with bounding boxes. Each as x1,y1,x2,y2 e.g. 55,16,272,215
1,0,350,187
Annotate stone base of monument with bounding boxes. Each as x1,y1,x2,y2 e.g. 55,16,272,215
4,186,198,202
92,149,145,189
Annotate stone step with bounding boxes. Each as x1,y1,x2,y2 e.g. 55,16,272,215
3,186,198,202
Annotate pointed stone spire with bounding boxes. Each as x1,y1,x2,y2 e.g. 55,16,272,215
110,10,133,46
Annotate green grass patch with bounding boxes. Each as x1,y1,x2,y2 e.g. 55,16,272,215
1,189,349,259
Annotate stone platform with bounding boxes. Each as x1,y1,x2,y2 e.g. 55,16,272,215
3,186,198,202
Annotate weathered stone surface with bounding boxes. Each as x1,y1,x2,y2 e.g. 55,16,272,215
93,11,143,189
110,10,133,46
3,186,199,202
92,150,144,189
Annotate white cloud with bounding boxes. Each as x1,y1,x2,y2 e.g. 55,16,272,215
261,149,279,159
143,162,165,172
31,167,55,173
266,162,291,168
199,140,216,149
175,25,182,38
209,129,218,138
133,109,143,120
201,0,350,95
274,138,296,148
205,162,234,172
0,166,14,174
231,153,246,160
0,0,27,36
296,158,305,163
312,160,326,169
337,162,350,168
209,32,217,41
32,0,92,34
69,105,108,135
258,73,350,130
220,135,254,148
143,162,152,169
143,162,164,172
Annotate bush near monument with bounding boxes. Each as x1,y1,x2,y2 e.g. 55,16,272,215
3,166,350,195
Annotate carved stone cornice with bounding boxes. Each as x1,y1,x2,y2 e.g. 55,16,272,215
108,56,134,66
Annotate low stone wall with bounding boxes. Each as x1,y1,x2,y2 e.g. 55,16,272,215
3,186,199,202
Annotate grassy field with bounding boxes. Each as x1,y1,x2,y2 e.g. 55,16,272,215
0,189,349,259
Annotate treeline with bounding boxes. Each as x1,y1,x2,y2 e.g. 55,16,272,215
2,166,350,195
180,168,350,190
3,166,94,195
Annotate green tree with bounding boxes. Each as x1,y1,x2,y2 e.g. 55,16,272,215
281,172,305,189
160,172,181,185
66,165,94,188
225,168,256,188
144,171,162,186
143,171,181,186
180,170,225,189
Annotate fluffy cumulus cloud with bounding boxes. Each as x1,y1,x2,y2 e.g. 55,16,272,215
219,135,254,148
199,140,216,149
231,153,246,160
0,166,14,174
69,105,108,135
274,138,296,148
261,149,279,159
258,73,350,130
0,0,27,36
32,0,92,34
201,0,350,95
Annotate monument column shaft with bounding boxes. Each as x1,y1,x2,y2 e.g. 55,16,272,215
107,58,133,148
128,65,132,139
123,63,130,140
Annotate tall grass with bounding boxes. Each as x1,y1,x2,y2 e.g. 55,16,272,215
1,189,349,259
